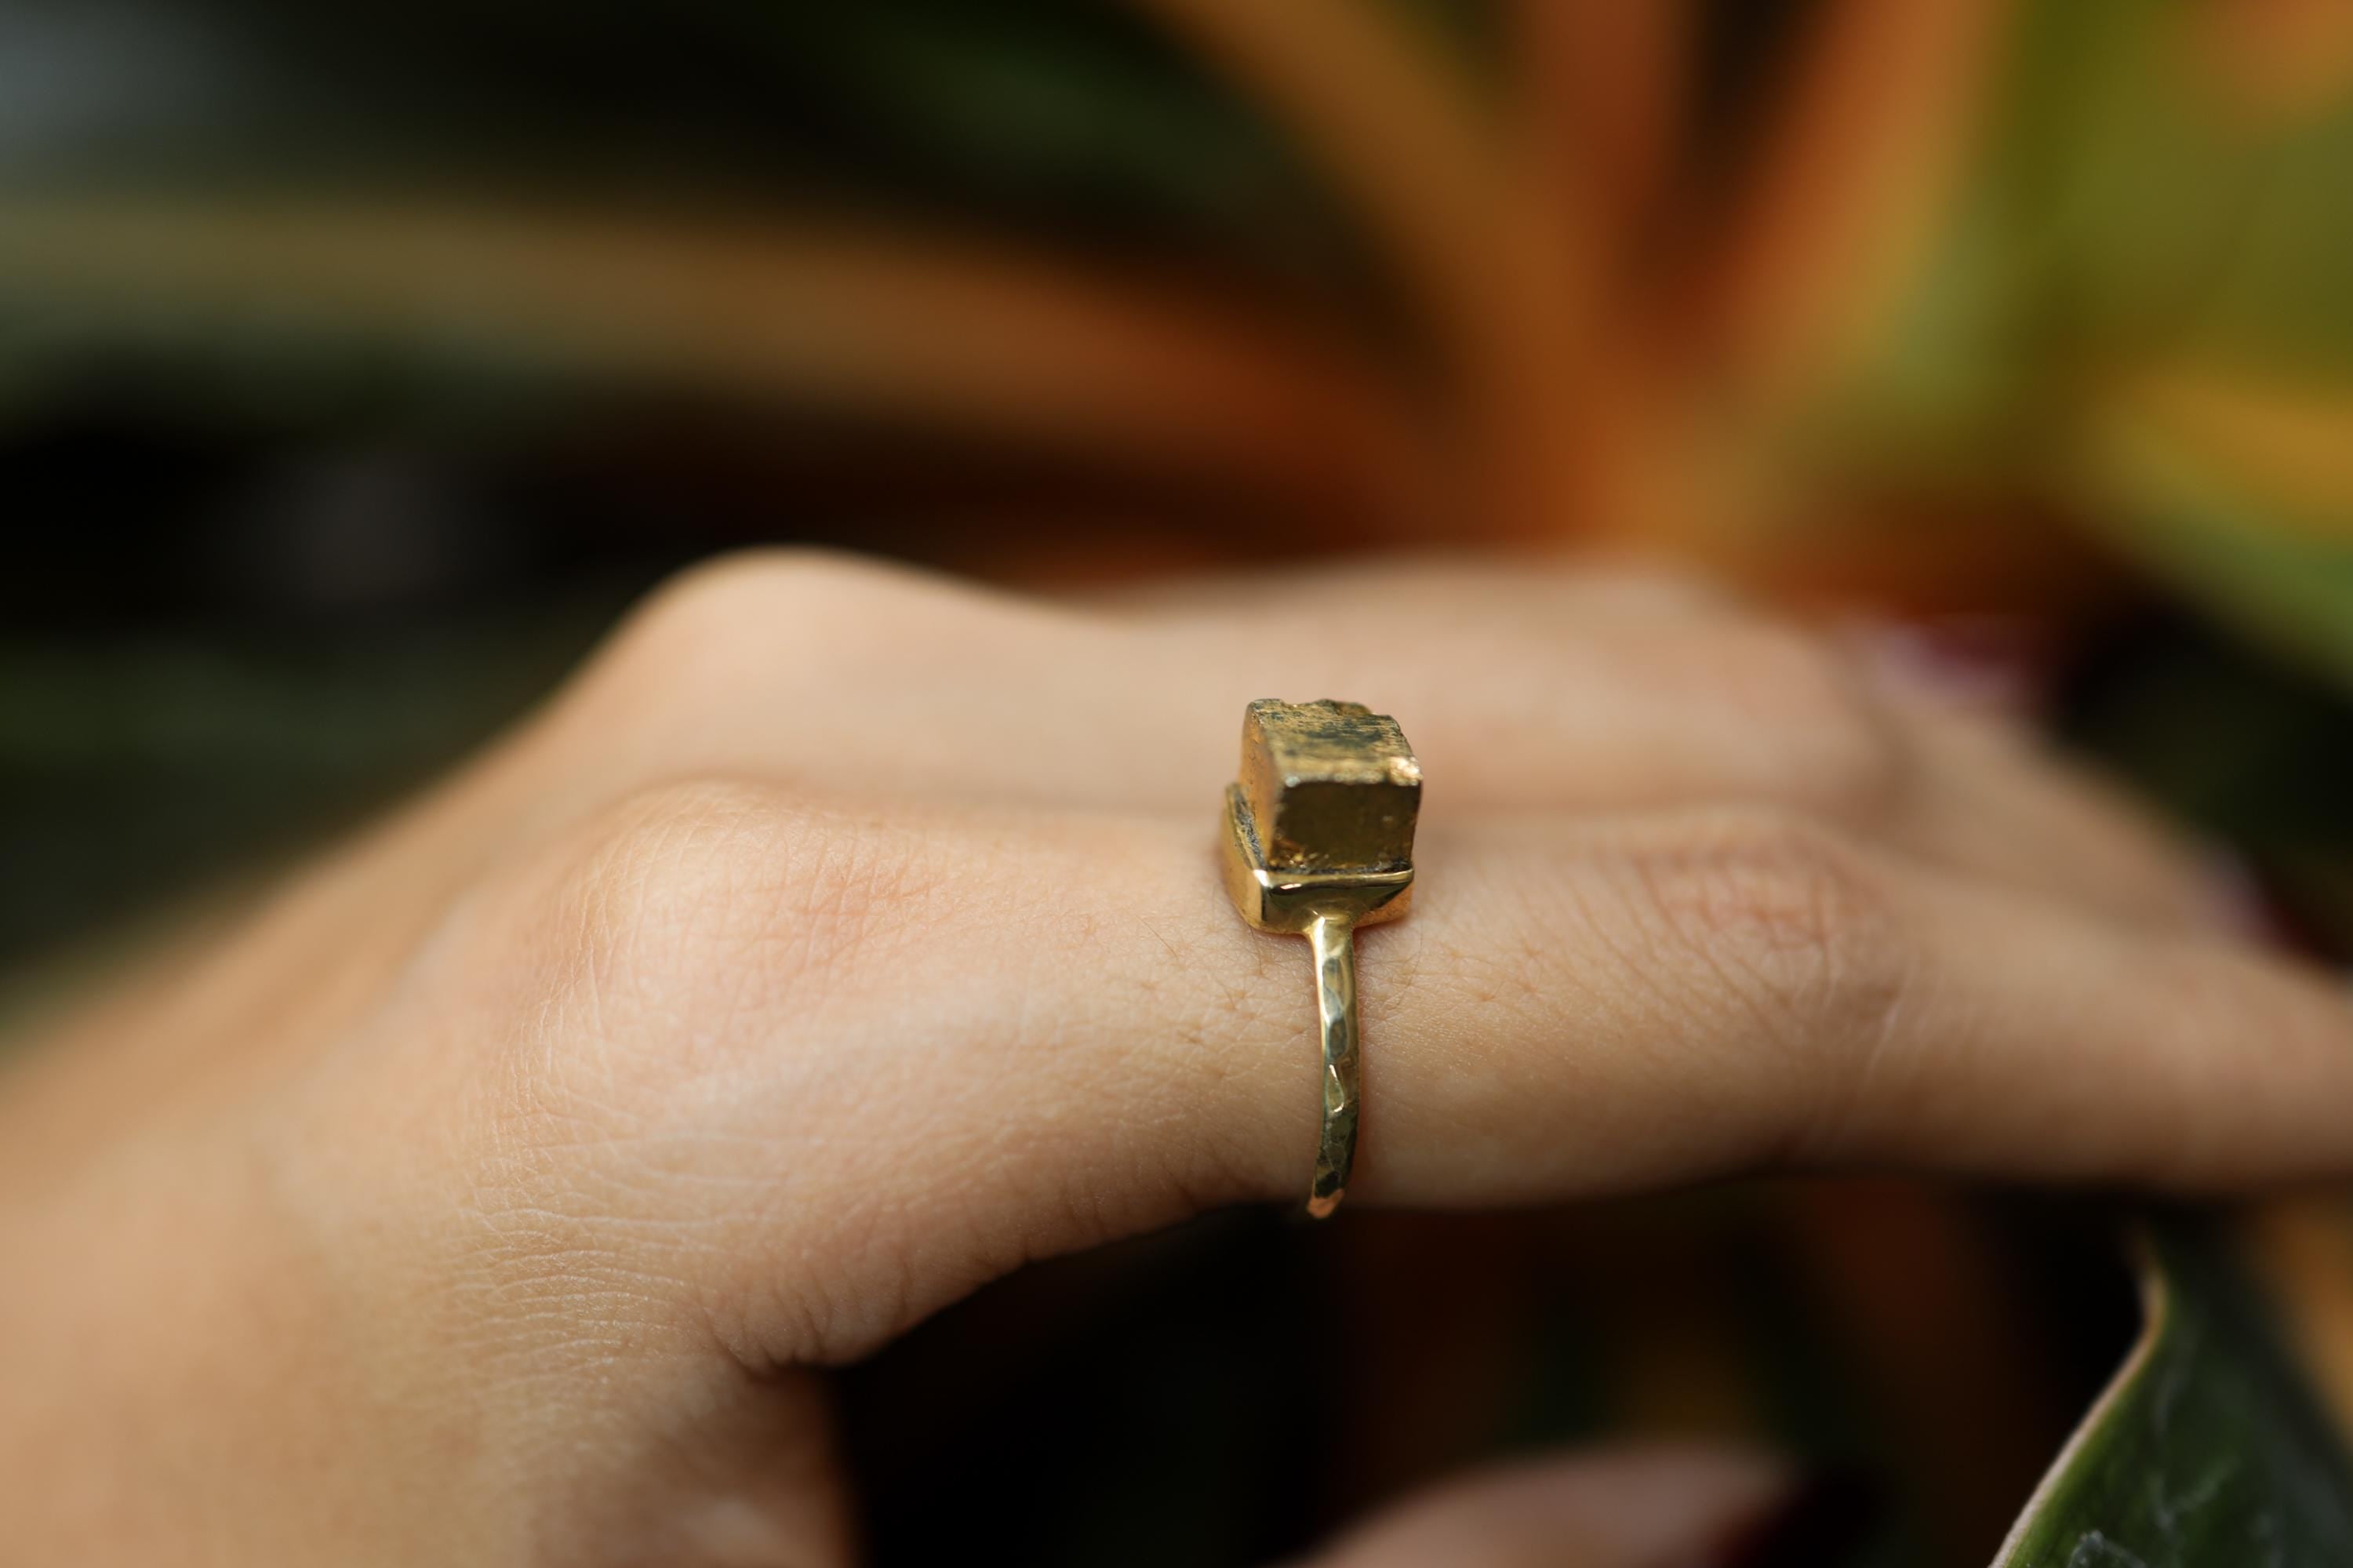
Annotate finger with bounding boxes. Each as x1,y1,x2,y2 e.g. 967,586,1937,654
1353,810,2353,1198
544,553,2209,926
1287,1447,1792,1568
1834,618,2216,932
99,551,2208,1149
1107,553,1739,624
1880,706,2217,933
99,550,2205,1143
255,548,2182,999
36,559,1886,1128
523,550,1905,822
449,784,2353,1364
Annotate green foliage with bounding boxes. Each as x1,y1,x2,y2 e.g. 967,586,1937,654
1998,1219,2353,1567
1847,0,2353,675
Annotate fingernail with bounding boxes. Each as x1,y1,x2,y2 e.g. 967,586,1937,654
1704,1468,1882,1568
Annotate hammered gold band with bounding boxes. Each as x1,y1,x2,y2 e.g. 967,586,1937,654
1220,701,1420,1218
1304,914,1361,1217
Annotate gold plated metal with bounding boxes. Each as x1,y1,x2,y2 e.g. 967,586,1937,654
1221,699,1420,1217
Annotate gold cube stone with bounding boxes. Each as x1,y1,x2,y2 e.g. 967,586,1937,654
1238,699,1421,871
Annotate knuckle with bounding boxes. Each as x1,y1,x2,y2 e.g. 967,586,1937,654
1621,806,1908,1046
535,776,929,1018
643,545,902,629
558,777,780,971
442,778,944,1344
592,548,907,696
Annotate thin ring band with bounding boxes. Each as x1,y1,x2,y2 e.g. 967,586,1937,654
1306,913,1361,1218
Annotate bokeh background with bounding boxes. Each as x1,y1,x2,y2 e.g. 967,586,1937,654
5,2,2353,1563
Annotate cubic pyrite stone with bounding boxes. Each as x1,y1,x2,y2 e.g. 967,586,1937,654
1237,698,1422,872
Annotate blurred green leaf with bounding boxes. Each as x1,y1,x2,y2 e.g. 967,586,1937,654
1997,1217,2353,1567
2078,391,2353,688
1820,0,2353,679
0,2,1346,264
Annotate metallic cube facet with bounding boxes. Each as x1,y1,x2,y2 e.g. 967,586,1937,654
1237,698,1421,872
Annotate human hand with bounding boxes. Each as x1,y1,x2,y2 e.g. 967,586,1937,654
5,555,2347,1565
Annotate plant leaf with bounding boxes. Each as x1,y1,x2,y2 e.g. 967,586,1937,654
1995,1214,2353,1567
2097,367,2353,540
0,194,1430,518
2075,384,2353,686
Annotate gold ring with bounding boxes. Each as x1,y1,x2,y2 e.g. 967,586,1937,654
1220,700,1421,1218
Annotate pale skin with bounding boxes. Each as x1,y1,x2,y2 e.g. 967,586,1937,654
5,553,2351,1566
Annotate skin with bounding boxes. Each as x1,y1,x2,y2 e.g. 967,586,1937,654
3,552,2350,1566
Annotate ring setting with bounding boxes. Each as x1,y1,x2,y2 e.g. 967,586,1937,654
1220,699,1420,1217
